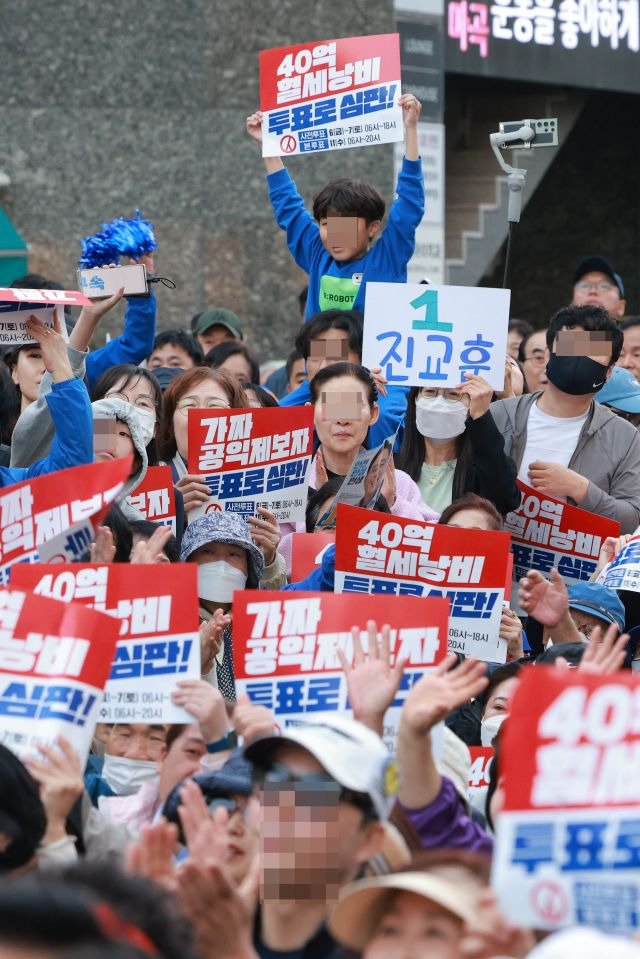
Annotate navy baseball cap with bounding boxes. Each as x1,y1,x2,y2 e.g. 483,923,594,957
573,256,625,298
596,367,640,413
567,581,625,632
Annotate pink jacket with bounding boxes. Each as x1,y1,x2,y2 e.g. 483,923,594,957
280,456,439,576
98,779,162,835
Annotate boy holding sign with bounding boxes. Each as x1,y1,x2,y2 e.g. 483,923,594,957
246,89,423,320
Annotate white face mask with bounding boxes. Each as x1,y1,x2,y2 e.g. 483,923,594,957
198,560,247,604
481,713,507,748
128,405,156,447
102,755,159,796
415,395,468,440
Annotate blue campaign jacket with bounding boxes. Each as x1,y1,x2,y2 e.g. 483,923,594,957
84,291,157,391
280,378,409,451
0,378,93,488
267,157,424,320
281,545,336,593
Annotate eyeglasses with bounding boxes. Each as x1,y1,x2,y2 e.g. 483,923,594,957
176,397,230,415
575,281,615,293
106,391,156,414
254,762,376,818
524,350,547,365
420,388,463,401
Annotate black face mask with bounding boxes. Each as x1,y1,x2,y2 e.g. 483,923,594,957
545,354,609,396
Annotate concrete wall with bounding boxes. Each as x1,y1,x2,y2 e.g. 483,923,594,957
0,0,394,357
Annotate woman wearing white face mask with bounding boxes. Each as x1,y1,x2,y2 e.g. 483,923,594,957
92,364,162,464
90,396,152,523
180,513,266,701
396,376,521,516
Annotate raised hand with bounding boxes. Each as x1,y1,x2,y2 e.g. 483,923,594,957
130,524,173,564
400,654,488,736
25,311,72,383
518,567,568,627
337,620,407,735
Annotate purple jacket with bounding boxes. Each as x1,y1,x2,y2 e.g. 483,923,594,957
393,776,493,858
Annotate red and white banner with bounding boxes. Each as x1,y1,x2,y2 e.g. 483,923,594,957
0,288,90,306
0,586,119,762
597,528,640,593
260,33,403,156
187,406,313,523
334,504,511,662
291,532,335,581
505,482,620,611
467,746,494,801
493,668,640,934
233,590,449,751
0,288,90,345
0,457,131,585
128,465,177,533
11,563,201,723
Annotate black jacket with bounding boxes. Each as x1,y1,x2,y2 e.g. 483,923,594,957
451,411,521,515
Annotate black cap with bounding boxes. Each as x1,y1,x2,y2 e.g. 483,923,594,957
573,256,624,298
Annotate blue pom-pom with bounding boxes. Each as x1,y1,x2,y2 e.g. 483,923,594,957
79,209,157,269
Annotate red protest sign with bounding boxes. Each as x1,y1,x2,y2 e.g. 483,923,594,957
468,746,494,798
0,457,131,583
334,503,511,662
128,465,177,532
11,563,201,724
291,532,335,581
232,590,449,750
506,482,620,608
187,406,314,523
493,668,640,933
0,288,91,306
259,34,403,157
0,586,120,761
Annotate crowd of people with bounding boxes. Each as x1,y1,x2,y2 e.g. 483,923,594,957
1,91,640,959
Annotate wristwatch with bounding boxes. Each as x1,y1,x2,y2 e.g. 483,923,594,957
206,728,239,753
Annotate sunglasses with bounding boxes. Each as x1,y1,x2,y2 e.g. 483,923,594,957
253,762,377,819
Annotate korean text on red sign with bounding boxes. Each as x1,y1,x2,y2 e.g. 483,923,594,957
0,287,90,346
187,406,314,523
493,668,640,934
506,481,620,607
259,33,403,157
362,282,510,391
127,465,177,533
598,528,640,593
334,503,511,662
233,590,449,751
11,563,201,724
0,587,119,762
0,457,132,585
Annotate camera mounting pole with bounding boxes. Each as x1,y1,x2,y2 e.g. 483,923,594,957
489,118,558,289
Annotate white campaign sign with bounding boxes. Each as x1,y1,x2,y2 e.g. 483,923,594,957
362,282,510,390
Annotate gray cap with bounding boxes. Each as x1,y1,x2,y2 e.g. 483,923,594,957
180,513,264,588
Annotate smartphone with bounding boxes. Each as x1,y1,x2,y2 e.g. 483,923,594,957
77,263,148,299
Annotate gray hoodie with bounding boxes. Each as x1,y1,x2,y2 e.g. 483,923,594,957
490,392,640,533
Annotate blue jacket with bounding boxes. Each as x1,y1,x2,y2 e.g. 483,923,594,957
281,545,336,592
267,157,424,320
84,292,157,391
280,378,409,451
0,378,93,488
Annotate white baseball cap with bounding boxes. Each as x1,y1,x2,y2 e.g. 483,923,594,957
244,714,396,820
